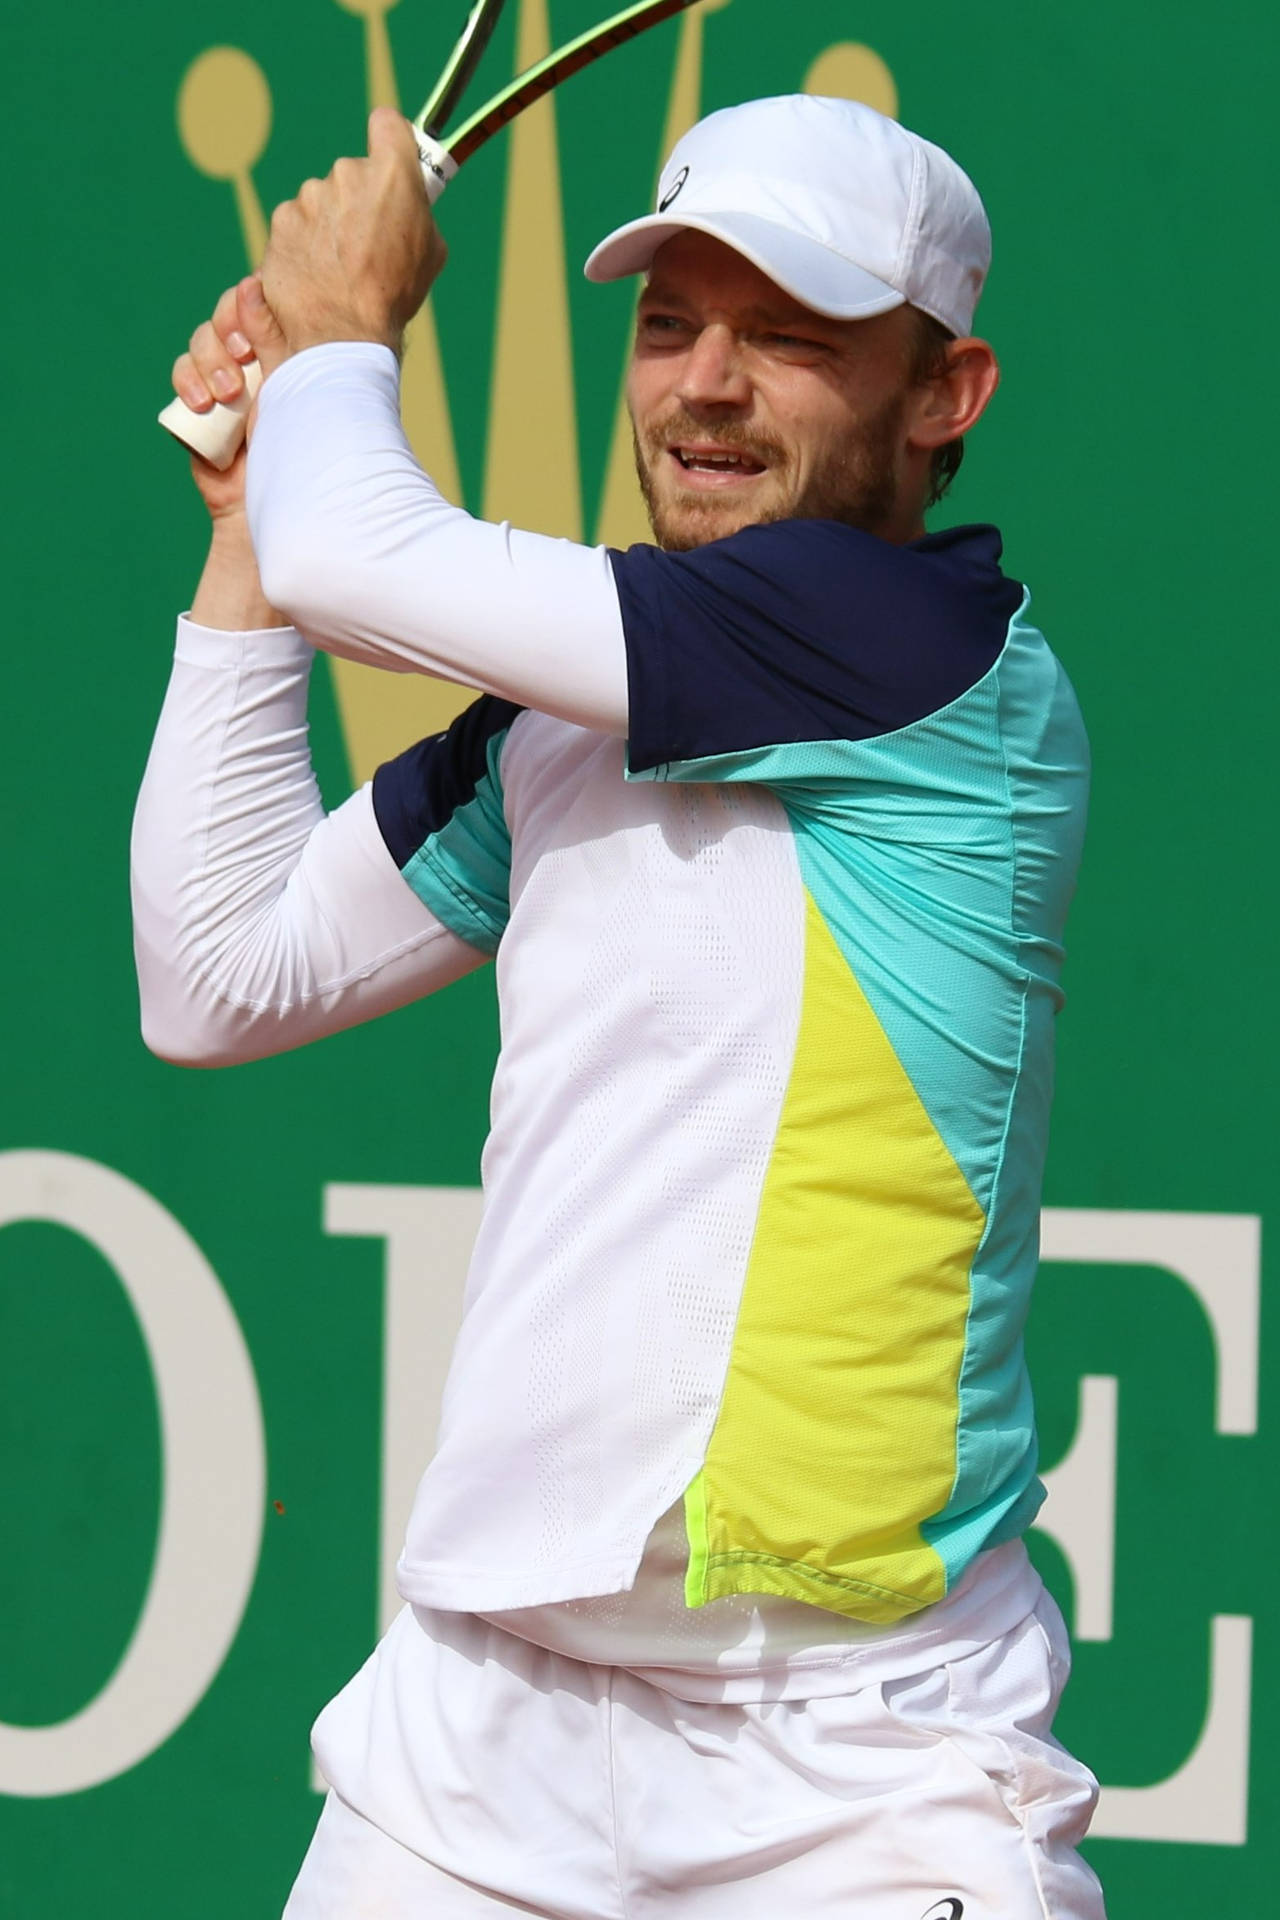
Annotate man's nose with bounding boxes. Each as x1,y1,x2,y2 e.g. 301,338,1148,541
676,323,752,412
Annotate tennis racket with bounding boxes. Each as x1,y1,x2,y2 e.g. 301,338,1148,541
160,0,702,468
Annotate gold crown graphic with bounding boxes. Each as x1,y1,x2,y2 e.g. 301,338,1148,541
175,2,897,785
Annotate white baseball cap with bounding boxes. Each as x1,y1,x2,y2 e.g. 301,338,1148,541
584,94,991,339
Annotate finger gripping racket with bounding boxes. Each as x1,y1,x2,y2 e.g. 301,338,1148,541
160,0,702,469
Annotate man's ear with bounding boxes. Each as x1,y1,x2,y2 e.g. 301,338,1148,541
909,339,1000,452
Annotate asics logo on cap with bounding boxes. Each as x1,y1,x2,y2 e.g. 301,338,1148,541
659,165,689,211
921,1901,965,1920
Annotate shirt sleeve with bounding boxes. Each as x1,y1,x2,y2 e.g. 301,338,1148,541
372,695,521,957
610,518,1024,786
131,619,489,1067
246,343,630,735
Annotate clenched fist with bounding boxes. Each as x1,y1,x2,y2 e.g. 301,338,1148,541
260,106,448,357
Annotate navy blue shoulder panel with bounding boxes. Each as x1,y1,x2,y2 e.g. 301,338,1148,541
610,520,1023,775
372,694,523,868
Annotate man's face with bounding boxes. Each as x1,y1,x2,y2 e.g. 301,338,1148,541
627,231,926,552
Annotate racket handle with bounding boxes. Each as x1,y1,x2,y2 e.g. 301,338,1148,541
158,130,457,467
413,128,458,206
158,359,264,471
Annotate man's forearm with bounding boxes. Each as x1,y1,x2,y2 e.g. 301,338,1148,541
190,513,288,633
132,617,483,1067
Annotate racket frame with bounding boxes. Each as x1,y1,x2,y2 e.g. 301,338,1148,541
416,0,512,142
421,0,702,163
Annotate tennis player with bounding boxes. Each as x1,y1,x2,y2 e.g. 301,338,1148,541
135,95,1103,1919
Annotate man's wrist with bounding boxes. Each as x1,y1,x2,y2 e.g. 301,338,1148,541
285,324,402,359
192,517,288,632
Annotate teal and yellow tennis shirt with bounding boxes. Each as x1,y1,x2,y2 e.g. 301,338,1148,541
371,517,1089,1625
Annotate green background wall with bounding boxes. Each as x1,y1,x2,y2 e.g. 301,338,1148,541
0,1,1273,1912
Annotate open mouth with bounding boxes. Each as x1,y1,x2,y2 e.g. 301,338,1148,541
670,444,769,481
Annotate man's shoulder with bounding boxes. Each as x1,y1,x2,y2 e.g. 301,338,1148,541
612,517,1023,638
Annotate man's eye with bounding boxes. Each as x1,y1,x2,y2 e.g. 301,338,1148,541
763,332,825,353
639,313,690,338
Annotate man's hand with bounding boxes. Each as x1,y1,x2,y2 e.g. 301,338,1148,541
172,277,289,522
260,107,447,357
173,277,289,629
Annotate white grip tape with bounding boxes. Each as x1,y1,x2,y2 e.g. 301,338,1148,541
158,359,264,472
413,128,457,205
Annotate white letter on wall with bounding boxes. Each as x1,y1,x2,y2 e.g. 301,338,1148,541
0,1151,265,1797
1089,1615,1254,1846
1040,1209,1260,1437
1038,1373,1118,1642
1037,1207,1260,1846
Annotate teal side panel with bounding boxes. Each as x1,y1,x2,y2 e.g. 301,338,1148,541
922,1465,1047,1581
926,610,1093,1547
401,728,513,954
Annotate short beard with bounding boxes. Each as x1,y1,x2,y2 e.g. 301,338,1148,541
633,395,905,552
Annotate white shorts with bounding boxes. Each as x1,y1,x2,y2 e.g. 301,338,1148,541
284,1595,1105,1920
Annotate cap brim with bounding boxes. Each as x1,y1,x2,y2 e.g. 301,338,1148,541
584,210,905,322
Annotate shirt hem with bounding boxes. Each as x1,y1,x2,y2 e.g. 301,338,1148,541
396,1553,646,1614
630,1544,1045,1702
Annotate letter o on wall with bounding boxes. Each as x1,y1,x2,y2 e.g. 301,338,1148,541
0,1151,265,1796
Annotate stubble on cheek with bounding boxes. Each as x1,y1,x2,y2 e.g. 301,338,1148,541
796,395,905,538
